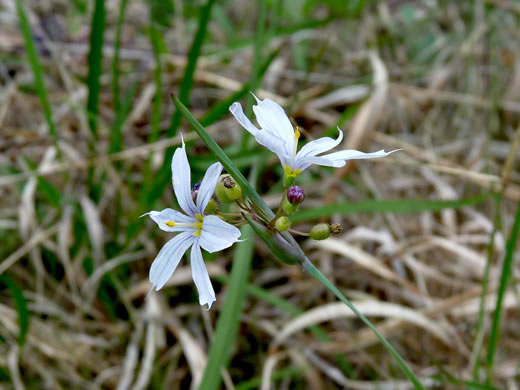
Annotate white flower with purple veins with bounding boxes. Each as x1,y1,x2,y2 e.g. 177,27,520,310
230,95,398,179
143,141,241,309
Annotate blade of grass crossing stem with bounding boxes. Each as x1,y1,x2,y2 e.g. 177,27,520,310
171,95,274,219
112,0,129,112
486,202,520,383
240,0,266,151
472,194,502,382
15,0,57,138
290,194,491,223
303,258,425,389
86,0,105,139
167,0,215,139
199,225,254,390
0,276,30,346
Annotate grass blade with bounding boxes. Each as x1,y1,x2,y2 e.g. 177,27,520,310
303,258,425,389
290,194,491,223
486,201,520,382
15,0,57,137
167,0,215,138
86,0,106,139
112,0,129,112
199,225,254,390
0,276,30,346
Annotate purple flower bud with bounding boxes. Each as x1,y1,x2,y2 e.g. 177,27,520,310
192,182,201,192
287,185,305,204
192,182,201,202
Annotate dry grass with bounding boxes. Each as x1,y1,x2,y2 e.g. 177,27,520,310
1,0,520,389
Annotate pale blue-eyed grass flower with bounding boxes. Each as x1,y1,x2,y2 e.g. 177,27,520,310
143,141,241,309
230,95,399,179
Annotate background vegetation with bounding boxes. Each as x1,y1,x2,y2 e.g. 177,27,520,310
1,0,519,388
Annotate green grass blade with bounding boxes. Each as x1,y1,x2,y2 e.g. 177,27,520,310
199,225,254,390
167,0,215,138
0,276,30,346
472,194,502,381
303,258,425,389
171,95,274,219
112,0,129,112
290,194,492,223
240,0,266,150
86,0,106,138
15,0,57,137
486,201,520,382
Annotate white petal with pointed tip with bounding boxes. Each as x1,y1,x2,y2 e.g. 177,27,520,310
172,143,198,216
229,102,259,135
196,162,223,213
199,215,242,253
296,128,344,160
149,231,195,291
190,243,216,309
252,98,295,157
255,130,289,167
144,209,196,232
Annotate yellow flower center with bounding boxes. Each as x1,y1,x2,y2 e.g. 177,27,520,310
284,164,301,178
165,213,204,237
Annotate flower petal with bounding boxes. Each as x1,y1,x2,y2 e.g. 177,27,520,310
199,215,241,253
229,102,259,135
295,127,344,161
255,130,289,167
190,243,216,309
149,231,195,291
172,141,198,216
252,96,295,158
306,149,399,168
143,209,196,232
196,162,223,213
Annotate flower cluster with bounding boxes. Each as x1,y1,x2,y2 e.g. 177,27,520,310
144,95,397,309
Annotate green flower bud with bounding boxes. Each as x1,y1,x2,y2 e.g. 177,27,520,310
310,223,330,240
204,199,218,214
282,199,298,214
275,216,291,232
215,175,234,203
224,184,242,200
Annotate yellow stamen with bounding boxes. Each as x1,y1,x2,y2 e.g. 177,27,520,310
294,126,301,140
165,221,175,227
193,221,203,229
195,213,204,221
193,230,202,237
284,165,302,178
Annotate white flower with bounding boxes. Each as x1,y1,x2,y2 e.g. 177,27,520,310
143,141,241,309
230,95,398,178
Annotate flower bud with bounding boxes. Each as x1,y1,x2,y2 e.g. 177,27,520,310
310,223,330,240
224,185,242,200
275,216,291,232
287,186,305,204
204,199,218,215
282,199,298,214
329,223,343,235
215,174,242,203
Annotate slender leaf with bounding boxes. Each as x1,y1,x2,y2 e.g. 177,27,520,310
112,0,128,112
167,0,215,138
0,276,30,346
303,258,425,389
86,0,105,138
199,225,254,390
486,201,520,382
15,0,57,137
